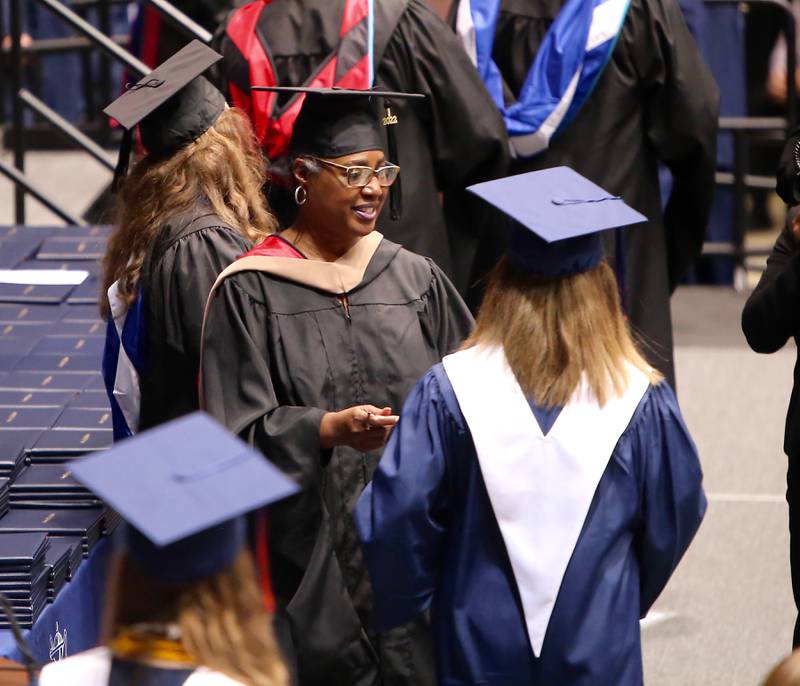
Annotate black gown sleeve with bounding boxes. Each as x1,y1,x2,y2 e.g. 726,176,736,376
200,277,327,487
150,226,250,371
630,0,720,291
385,0,510,191
422,260,475,356
741,210,800,354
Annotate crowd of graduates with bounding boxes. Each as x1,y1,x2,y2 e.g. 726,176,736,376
8,0,800,685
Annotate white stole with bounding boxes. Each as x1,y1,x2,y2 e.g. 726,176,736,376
441,345,649,657
106,280,140,435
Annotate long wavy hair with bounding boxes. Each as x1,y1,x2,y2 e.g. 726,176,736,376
100,107,276,318
104,549,288,686
464,258,661,407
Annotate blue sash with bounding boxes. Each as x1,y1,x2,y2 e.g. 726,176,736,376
470,0,630,158
101,282,146,441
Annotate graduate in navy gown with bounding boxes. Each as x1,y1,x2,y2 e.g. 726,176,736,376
38,413,296,686
355,168,707,686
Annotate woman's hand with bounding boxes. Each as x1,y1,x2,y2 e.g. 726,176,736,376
320,405,399,451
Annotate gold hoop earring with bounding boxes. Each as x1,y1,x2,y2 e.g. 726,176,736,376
294,185,308,206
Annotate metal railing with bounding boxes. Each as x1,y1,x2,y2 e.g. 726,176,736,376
703,0,796,281
1,0,210,225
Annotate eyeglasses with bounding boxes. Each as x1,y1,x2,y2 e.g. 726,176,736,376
314,158,400,188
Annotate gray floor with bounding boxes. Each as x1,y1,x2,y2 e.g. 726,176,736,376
644,288,796,685
1,151,798,684
0,150,111,225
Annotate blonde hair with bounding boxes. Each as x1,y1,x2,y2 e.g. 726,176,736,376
464,258,661,407
100,107,277,318
104,549,288,686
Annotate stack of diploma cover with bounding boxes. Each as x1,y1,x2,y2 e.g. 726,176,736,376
0,532,50,628
43,537,72,601
47,536,83,580
0,508,104,558
0,224,120,616
10,464,99,507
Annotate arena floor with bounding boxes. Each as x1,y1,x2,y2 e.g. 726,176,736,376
1,151,796,684
645,287,795,684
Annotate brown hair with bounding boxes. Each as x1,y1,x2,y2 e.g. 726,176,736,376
104,549,288,686
100,107,276,318
464,258,661,408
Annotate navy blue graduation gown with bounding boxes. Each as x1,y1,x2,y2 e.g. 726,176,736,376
355,364,706,685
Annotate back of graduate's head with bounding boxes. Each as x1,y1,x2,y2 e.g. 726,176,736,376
465,257,661,408
100,106,277,319
103,546,288,686
100,42,279,318
464,167,659,406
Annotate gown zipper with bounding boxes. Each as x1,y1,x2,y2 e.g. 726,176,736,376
338,296,369,486
338,294,351,321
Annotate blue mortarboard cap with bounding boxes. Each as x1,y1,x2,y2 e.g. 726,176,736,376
467,167,647,277
69,412,299,583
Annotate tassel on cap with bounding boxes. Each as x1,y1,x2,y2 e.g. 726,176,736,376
112,128,133,194
384,99,402,221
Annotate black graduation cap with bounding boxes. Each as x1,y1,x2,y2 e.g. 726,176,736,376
252,86,425,221
103,40,226,191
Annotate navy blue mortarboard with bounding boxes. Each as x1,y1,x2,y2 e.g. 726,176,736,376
69,412,298,583
467,167,647,278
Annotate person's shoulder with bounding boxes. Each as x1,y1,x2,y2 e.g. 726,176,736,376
38,647,112,685
422,361,469,433
148,209,250,273
386,242,446,284
621,376,681,439
159,210,247,252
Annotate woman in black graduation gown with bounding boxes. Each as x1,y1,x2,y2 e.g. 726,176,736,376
200,89,473,686
213,0,509,296
742,207,800,646
100,42,276,436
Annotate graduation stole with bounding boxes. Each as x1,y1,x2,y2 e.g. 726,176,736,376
102,282,146,441
110,631,196,667
469,0,630,158
442,344,649,656
224,0,373,159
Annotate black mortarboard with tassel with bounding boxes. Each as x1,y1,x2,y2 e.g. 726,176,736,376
103,40,226,192
252,86,424,221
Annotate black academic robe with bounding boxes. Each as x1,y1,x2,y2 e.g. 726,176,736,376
200,233,473,686
138,209,251,431
213,0,509,294
742,209,800,456
487,0,720,386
